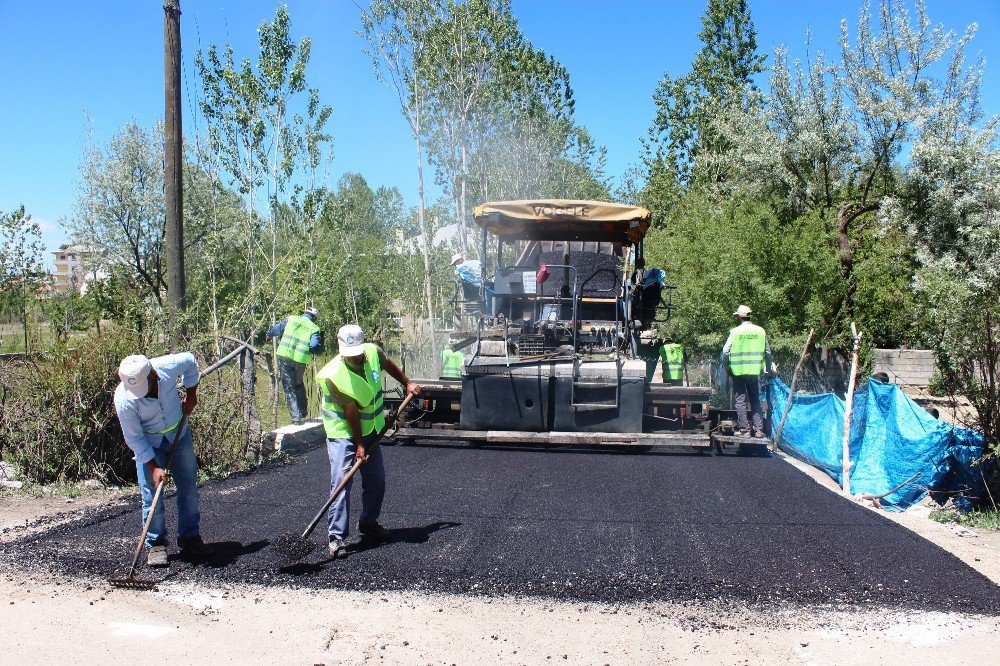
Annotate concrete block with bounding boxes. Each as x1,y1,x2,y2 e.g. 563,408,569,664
263,420,326,455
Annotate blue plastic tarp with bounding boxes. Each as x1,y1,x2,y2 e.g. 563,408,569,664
769,377,986,510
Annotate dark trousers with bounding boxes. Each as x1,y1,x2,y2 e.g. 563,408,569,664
277,356,308,420
732,375,764,433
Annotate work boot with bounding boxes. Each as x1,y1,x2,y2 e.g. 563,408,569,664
753,429,766,438
147,544,168,568
359,522,394,543
177,535,215,556
328,539,347,558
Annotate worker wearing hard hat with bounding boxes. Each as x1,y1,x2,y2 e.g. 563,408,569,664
114,352,213,567
315,324,421,558
721,305,775,437
658,335,685,386
267,306,322,424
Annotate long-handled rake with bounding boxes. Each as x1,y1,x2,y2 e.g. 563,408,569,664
108,413,188,591
108,341,256,591
273,392,415,562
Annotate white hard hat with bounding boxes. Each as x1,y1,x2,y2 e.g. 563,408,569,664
337,324,366,357
118,354,152,398
303,306,320,318
733,304,752,317
450,253,463,266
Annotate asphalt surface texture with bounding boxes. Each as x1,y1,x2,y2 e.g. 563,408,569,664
4,441,1000,614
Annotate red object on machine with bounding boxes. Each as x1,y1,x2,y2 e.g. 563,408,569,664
536,260,550,285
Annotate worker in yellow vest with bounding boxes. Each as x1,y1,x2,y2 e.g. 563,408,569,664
315,324,420,558
721,305,775,437
267,307,322,424
440,348,464,379
658,336,685,386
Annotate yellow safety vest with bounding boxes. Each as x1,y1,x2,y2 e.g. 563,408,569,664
276,315,320,364
316,343,385,439
727,323,767,377
659,343,684,381
441,349,464,378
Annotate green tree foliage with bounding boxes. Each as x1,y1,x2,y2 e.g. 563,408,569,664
643,0,989,359
643,0,765,200
196,4,331,332
71,121,166,306
644,192,840,356
883,102,999,447
0,205,47,352
418,0,608,251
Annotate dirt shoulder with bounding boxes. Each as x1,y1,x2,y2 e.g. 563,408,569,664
0,487,131,538
2,569,998,665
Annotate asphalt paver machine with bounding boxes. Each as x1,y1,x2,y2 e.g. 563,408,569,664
396,199,763,451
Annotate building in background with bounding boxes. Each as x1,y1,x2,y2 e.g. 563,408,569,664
51,243,103,293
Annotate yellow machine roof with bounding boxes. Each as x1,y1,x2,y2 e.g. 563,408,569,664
472,199,652,244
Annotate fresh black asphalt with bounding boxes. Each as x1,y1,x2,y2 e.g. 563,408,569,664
4,442,1000,613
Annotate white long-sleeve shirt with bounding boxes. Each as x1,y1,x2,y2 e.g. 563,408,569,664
114,352,200,464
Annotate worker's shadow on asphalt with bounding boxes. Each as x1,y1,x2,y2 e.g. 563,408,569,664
172,540,269,568
278,521,462,576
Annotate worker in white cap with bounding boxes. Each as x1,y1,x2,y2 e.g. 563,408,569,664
450,252,483,287
721,305,775,437
266,306,322,424
314,324,421,558
114,351,212,567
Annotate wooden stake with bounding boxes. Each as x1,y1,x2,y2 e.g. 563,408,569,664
772,328,814,452
842,322,863,496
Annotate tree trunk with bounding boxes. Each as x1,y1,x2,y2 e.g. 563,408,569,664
461,143,473,260
240,341,262,461
415,111,438,374
836,201,880,321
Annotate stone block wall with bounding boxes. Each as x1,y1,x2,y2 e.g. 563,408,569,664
873,348,936,388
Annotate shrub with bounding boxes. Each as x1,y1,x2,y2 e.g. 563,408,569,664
0,326,258,484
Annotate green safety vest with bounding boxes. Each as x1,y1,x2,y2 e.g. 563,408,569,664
727,322,767,377
441,349,464,378
659,343,684,381
316,343,386,440
276,315,320,365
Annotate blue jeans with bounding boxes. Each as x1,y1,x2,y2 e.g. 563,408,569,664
326,432,385,542
277,356,308,420
135,426,200,547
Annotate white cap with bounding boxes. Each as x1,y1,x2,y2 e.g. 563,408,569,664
337,324,366,356
733,304,752,317
118,354,153,398
450,253,463,266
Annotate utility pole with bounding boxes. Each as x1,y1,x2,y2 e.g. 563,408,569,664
164,0,186,346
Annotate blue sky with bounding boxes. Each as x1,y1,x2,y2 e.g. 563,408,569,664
2,0,998,262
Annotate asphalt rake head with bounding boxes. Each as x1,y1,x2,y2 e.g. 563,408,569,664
108,576,160,591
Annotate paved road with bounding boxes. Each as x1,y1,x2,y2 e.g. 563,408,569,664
4,442,1000,613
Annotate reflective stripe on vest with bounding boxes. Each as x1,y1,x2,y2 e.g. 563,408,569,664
659,343,684,380
441,350,464,378
727,323,767,376
316,343,386,439
276,315,319,364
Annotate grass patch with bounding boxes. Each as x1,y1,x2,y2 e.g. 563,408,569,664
930,507,1000,531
